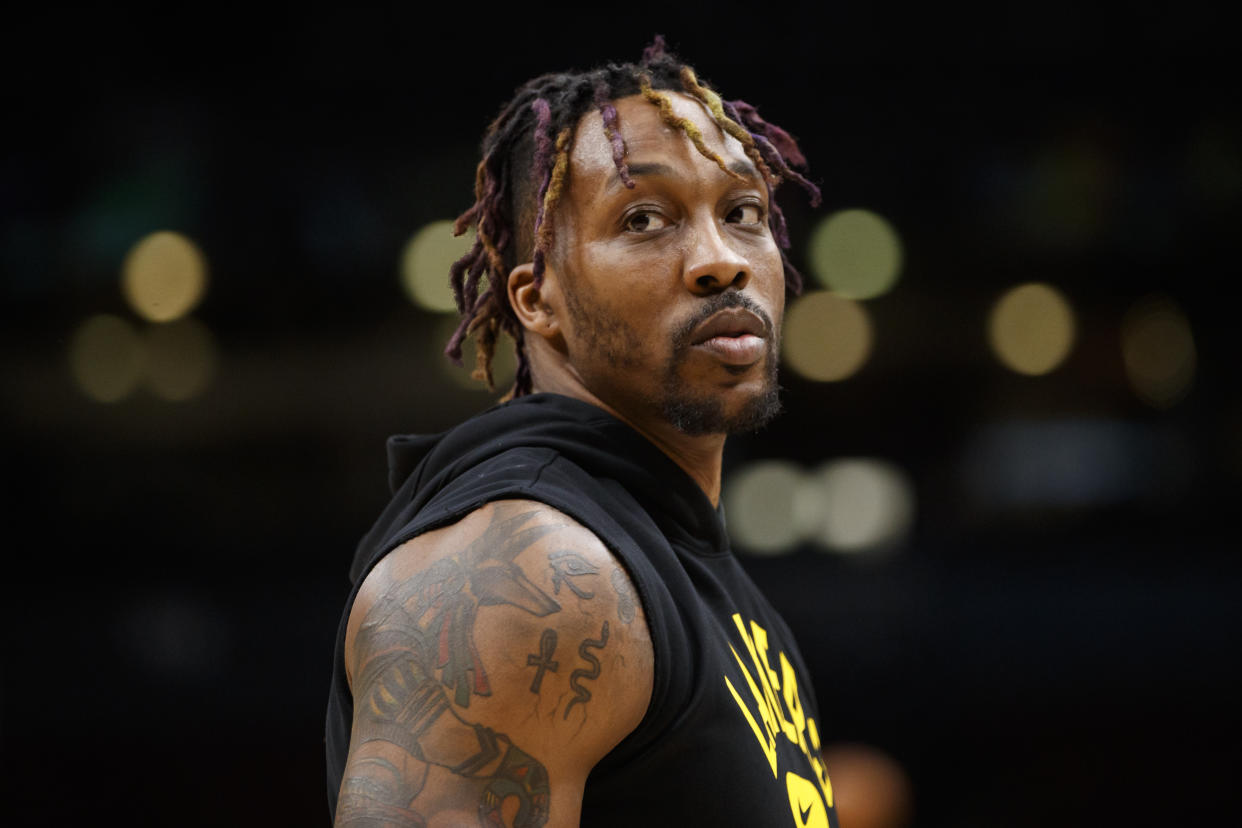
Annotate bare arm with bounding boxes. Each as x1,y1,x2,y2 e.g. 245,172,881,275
336,499,653,828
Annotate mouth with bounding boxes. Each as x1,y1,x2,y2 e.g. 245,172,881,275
689,308,769,366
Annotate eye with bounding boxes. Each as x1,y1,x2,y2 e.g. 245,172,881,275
623,210,670,233
727,203,764,225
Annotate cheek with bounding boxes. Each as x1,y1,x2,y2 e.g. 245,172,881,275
757,251,787,307
577,247,680,319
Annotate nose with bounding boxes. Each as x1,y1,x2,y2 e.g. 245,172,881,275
683,218,751,294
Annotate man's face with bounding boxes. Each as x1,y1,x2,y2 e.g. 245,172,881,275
544,91,786,435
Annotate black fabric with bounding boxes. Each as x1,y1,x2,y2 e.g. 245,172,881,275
325,393,838,827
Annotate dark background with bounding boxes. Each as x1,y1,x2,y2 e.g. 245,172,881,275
3,5,1239,826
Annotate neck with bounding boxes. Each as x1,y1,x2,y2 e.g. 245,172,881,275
530,374,727,507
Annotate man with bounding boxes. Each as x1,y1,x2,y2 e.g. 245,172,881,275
325,38,835,827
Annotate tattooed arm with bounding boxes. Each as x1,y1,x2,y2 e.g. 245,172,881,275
336,499,653,828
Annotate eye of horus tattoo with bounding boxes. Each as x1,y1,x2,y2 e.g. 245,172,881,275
548,549,600,599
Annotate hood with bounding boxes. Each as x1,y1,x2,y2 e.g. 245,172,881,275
348,393,727,583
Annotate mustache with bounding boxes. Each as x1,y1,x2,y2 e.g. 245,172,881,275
670,292,776,351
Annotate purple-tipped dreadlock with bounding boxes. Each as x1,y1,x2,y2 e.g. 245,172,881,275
641,34,669,66
528,98,557,287
444,36,820,398
594,81,634,190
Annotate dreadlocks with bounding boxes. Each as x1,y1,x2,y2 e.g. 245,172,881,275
444,35,821,397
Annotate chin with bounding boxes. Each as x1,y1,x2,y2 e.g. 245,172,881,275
657,334,784,436
660,379,783,436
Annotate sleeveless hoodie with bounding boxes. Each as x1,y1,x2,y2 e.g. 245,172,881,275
325,393,837,827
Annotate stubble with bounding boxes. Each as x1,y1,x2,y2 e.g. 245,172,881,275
660,292,782,436
564,285,783,436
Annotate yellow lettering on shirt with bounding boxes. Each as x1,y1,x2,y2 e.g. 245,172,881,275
724,673,778,776
726,643,779,776
731,615,788,747
806,716,833,807
779,651,810,755
751,621,799,746
723,611,836,824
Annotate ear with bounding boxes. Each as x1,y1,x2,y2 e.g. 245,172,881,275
508,261,564,345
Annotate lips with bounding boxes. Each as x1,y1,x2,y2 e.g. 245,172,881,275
689,308,768,345
689,308,769,366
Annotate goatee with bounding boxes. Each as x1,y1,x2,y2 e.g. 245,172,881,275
659,293,783,436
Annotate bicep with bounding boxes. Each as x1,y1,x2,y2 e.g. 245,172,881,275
336,499,652,828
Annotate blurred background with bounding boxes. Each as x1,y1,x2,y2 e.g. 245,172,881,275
3,4,1239,826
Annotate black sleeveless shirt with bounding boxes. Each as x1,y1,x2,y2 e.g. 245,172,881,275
325,393,838,827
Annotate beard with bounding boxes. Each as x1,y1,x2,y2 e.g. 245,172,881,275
660,376,782,436
658,292,783,436
563,284,783,436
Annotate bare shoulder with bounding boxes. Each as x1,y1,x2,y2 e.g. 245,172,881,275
338,499,652,828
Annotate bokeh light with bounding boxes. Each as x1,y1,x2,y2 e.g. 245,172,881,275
400,220,475,313
68,314,145,402
987,282,1076,375
1018,142,1111,249
1120,294,1196,409
798,459,915,554
822,743,914,828
121,231,208,323
783,291,873,382
807,209,903,299
144,317,219,401
962,419,1192,510
723,460,805,555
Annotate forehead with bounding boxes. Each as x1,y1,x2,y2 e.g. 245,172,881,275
568,91,749,186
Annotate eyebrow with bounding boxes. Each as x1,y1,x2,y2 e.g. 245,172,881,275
609,159,760,189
